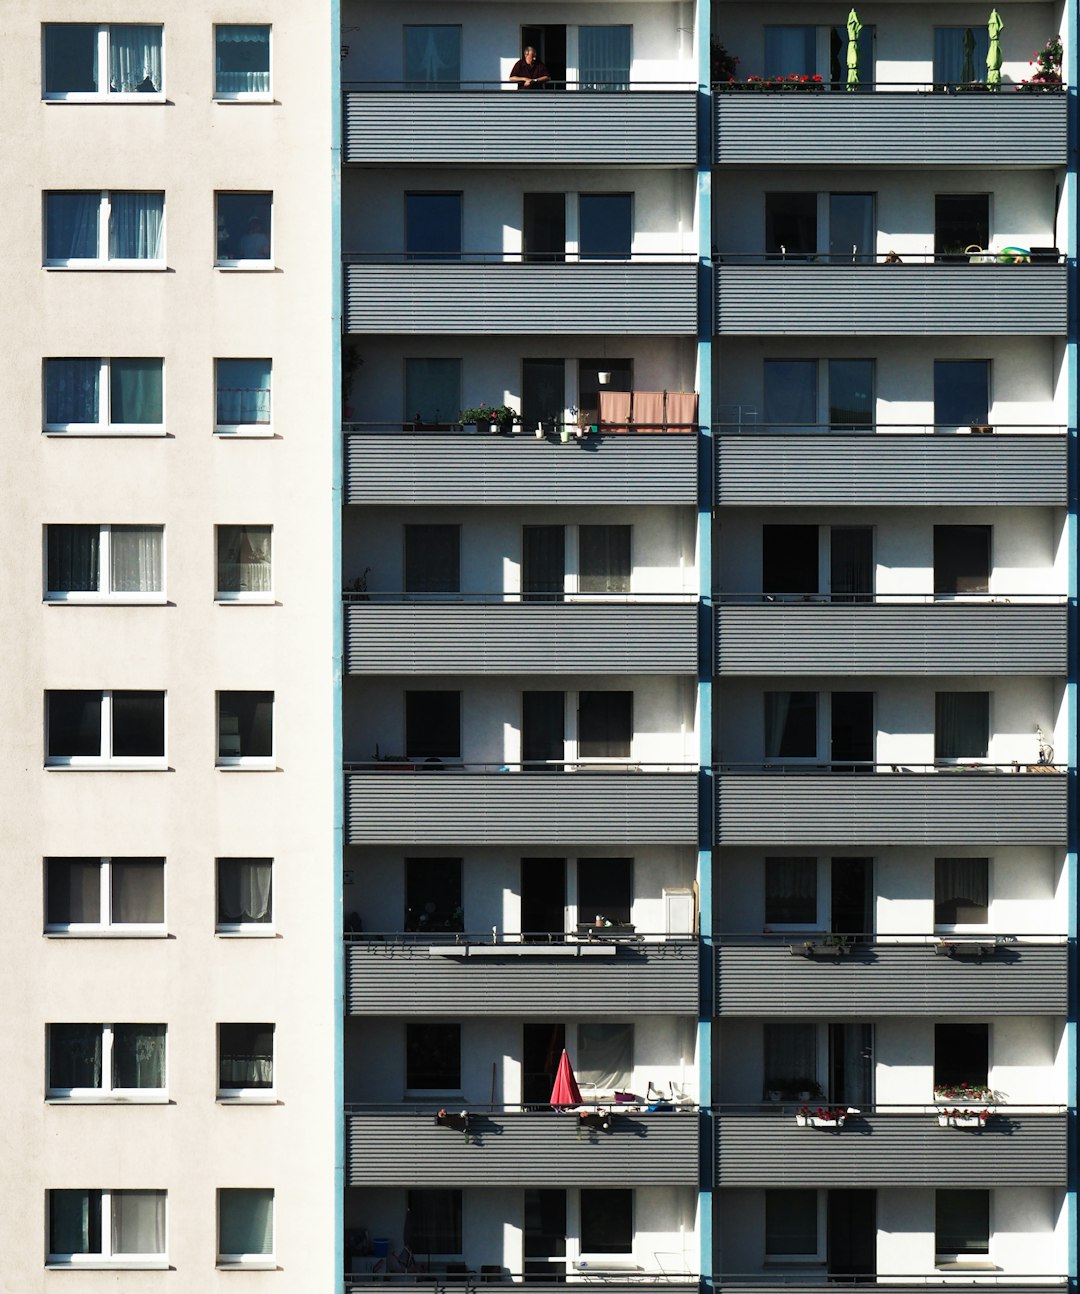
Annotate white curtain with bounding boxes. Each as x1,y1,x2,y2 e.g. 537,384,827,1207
109,26,162,92
578,1023,633,1094
112,1191,166,1255
50,1024,103,1088
111,860,164,923
218,525,272,593
220,1026,274,1087
108,192,163,260
219,858,273,923
216,360,272,425
110,526,163,593
216,26,271,94
579,26,632,90
220,1189,274,1256
404,26,461,89
113,1024,166,1089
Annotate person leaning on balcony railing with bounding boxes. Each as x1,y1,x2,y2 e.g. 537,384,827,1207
509,46,551,90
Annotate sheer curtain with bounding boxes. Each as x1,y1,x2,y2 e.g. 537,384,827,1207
404,26,461,89
113,1025,166,1088
50,1190,100,1256
111,359,163,424
579,26,632,90
50,1024,103,1088
763,1023,818,1093
48,526,100,592
218,525,272,593
216,26,271,94
46,193,100,260
579,525,631,593
111,860,165,923
216,360,272,425
765,857,817,924
935,857,989,924
108,192,163,259
764,26,816,77
935,692,989,759
219,858,273,923
112,1192,166,1255
109,26,162,92
46,359,100,424
578,1023,633,1093
934,28,989,84
220,1026,274,1086
111,526,163,592
220,1189,274,1256
408,1190,463,1255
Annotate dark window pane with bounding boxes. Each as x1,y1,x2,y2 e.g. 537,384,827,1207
579,26,632,90
828,194,874,263
405,858,463,932
218,691,273,759
404,358,460,427
935,194,990,257
406,1190,463,1255
218,858,273,925
936,1190,989,1255
577,357,632,426
113,1023,166,1088
47,525,100,593
110,359,162,424
44,25,98,93
216,359,272,425
934,29,990,85
404,525,460,594
50,1189,102,1256
49,1024,103,1089
579,195,631,260
523,193,566,264
934,1023,989,1089
765,857,817,924
765,691,817,759
765,193,817,258
406,1023,460,1089
403,27,461,89
829,359,874,429
764,26,816,77
764,1022,818,1094
46,192,100,261
764,360,817,429
405,691,460,759
524,1189,566,1258
765,1189,817,1255
111,859,165,923
216,25,271,95
48,691,102,757
578,691,632,758
45,358,100,425
579,526,631,594
406,193,462,260
522,526,565,603
46,858,101,925
522,358,566,431
578,857,632,925
219,1023,274,1088
935,692,989,759
763,525,818,598
580,1190,632,1254
934,360,989,428
217,192,273,261
113,691,165,758
934,526,990,595
935,858,989,925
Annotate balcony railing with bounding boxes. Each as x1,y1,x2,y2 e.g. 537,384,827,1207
346,1274,701,1293
713,1104,1068,1186
714,934,1069,1017
713,83,1068,167
714,765,1068,845
344,83,698,165
344,255,699,334
710,1277,1067,1293
713,256,1068,335
345,932,699,1016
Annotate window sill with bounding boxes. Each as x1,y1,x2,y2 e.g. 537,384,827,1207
215,426,275,438
44,928,168,939
45,595,168,606
215,928,277,938
44,760,169,772
43,94,166,105
217,1094,279,1105
46,1094,170,1105
44,263,168,272
214,95,275,105
935,1261,999,1272
42,426,167,438
216,761,279,772
47,1259,170,1270
215,263,277,272
215,596,276,606
216,1261,278,1271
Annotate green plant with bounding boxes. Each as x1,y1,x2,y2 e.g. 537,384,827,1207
460,403,516,425
341,339,363,412
711,40,740,82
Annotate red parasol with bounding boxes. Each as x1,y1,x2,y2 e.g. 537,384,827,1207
549,1048,583,1107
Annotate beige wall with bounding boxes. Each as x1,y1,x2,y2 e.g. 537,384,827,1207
0,2,337,1288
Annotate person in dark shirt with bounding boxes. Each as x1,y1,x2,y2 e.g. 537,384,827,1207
509,46,551,90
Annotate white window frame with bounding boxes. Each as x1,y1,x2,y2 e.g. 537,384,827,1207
44,856,167,937
46,1022,167,1102
217,1023,276,1102
215,858,274,937
575,1186,636,1263
763,689,822,766
43,358,165,436
214,525,274,604
42,24,166,103
934,855,992,935
43,524,166,603
215,191,275,270
764,1188,827,1265
44,690,168,770
763,854,826,934
214,359,273,437
43,191,166,269
46,1188,168,1269
216,691,276,770
213,24,273,102
217,1188,276,1269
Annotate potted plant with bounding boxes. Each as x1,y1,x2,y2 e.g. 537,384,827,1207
933,1082,997,1122
937,1106,992,1129
796,1105,847,1129
1018,36,1063,90
711,41,740,84
460,404,517,434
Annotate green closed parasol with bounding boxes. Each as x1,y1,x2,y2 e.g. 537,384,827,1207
987,10,1004,86
846,8,863,89
961,27,976,83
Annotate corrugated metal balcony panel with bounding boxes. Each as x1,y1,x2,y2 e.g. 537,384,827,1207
345,433,699,506
346,771,700,845
715,1286,1063,1294
715,773,1067,845
346,1111,700,1187
345,263,698,334
714,433,1068,507
715,1111,1067,1187
714,93,1069,167
345,602,699,674
714,604,1067,676
346,940,699,1016
714,943,1068,1017
713,265,1067,336
345,91,698,165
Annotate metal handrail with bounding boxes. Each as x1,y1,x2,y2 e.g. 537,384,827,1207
710,1278,1067,1290
344,930,694,945
711,422,1066,435
344,1276,701,1291
713,80,1066,93
345,252,697,265
345,761,700,773
715,931,1069,944
715,252,1066,265
345,1102,698,1115
713,762,1066,774
344,422,699,436
711,1102,1067,1113
717,593,1067,605
344,592,698,605
344,80,697,92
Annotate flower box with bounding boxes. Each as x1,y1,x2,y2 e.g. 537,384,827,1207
937,1108,992,1129
796,1106,847,1129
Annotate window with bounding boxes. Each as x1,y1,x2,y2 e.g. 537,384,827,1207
215,359,271,432
579,1022,633,1093
765,691,818,760
829,359,874,430
218,1189,274,1267
579,526,631,595
45,525,164,600
936,1190,990,1262
406,1023,461,1090
406,193,462,261
578,857,632,926
216,192,273,266
579,26,632,90
217,691,274,767
580,1189,632,1255
935,858,990,927
763,525,818,599
46,857,165,933
215,25,271,98
578,357,632,427
404,525,460,595
44,358,163,434
764,359,817,430
934,526,990,597
405,691,461,759
578,691,632,759
43,24,163,98
217,859,273,932
934,28,990,85
934,359,990,429
765,857,817,926
934,1023,989,1090
45,192,164,266
765,1189,822,1261
764,1023,819,1098
47,1023,166,1098
216,526,272,600
404,358,461,428
407,1190,463,1256
405,858,464,933
579,194,631,261
524,1189,566,1270
765,192,817,258
45,691,166,768
48,1189,167,1267
935,692,990,760
404,26,461,89
218,1023,274,1095
829,193,874,263
764,26,816,78
935,194,990,259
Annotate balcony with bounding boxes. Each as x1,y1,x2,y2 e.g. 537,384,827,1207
345,257,699,335
714,430,1068,507
714,1283,1065,1294
345,934,699,1016
346,766,700,846
347,1281,699,1294
714,937,1069,1017
715,600,1067,676
713,260,1067,336
714,86,1068,168
346,1107,700,1187
346,597,698,675
715,767,1068,845
345,86,698,166
714,1106,1068,1187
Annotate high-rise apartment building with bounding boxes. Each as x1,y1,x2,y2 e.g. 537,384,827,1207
1,1,1074,1290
